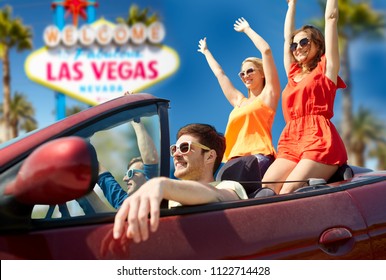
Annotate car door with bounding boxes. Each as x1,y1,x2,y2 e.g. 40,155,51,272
115,188,372,259
0,180,374,260
0,95,171,259
344,174,386,259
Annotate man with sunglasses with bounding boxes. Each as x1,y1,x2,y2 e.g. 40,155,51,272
113,123,248,243
97,120,159,209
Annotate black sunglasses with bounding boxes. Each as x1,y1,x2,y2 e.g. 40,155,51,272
290,38,310,52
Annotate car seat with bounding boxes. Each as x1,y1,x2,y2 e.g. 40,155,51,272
250,186,276,198
216,155,266,198
327,163,354,183
295,164,356,193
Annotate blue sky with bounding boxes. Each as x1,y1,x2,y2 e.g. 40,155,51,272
2,0,386,167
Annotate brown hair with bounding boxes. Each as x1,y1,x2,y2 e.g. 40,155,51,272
291,25,325,71
177,123,225,174
127,156,144,170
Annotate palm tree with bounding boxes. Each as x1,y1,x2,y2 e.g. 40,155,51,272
19,117,37,133
0,6,33,141
350,107,385,167
116,4,159,26
312,0,385,163
66,105,87,116
0,91,37,138
369,141,386,170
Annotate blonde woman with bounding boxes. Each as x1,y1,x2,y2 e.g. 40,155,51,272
198,17,281,176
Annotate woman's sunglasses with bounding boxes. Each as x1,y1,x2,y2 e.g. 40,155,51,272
238,67,256,79
125,169,147,179
170,141,211,156
290,37,310,52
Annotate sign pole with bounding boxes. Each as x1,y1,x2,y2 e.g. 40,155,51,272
54,1,66,120
87,0,96,23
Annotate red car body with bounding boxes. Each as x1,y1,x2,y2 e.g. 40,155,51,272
1,94,385,259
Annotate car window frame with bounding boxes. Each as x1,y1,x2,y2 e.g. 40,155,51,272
0,99,171,228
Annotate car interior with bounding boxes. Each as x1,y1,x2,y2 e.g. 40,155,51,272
216,156,372,197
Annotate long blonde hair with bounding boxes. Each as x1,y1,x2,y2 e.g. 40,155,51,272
241,57,265,97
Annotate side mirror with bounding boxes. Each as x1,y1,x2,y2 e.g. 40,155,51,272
4,136,99,205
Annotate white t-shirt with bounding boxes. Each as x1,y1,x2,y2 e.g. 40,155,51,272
168,180,248,208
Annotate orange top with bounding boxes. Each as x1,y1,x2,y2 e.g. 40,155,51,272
223,96,276,162
277,55,348,165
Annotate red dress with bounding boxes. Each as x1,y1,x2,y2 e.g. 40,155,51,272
277,55,348,165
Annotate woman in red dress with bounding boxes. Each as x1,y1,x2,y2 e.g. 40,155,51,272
262,0,348,194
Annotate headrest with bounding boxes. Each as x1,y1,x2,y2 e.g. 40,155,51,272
216,155,261,198
327,164,354,183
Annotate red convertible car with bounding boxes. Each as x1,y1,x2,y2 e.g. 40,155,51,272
0,93,385,259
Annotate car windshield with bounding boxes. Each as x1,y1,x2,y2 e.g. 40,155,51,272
1,103,163,220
